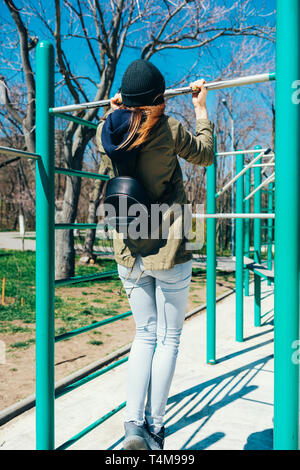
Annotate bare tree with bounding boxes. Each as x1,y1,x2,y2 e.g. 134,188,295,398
1,0,275,276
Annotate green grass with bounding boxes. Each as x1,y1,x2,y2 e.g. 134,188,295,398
9,339,35,350
0,248,237,345
0,250,122,334
88,339,104,346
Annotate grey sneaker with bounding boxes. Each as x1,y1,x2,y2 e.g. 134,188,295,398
144,423,165,450
123,421,150,450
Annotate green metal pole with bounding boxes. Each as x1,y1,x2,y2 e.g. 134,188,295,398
267,182,274,286
244,168,251,296
253,146,262,327
253,145,262,264
206,136,217,364
35,41,55,450
274,0,300,450
235,152,244,342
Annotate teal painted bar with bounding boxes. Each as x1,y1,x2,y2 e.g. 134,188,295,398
253,146,262,327
206,136,217,364
254,273,261,323
269,72,276,81
244,168,251,296
55,166,110,181
235,152,244,342
56,357,129,399
0,145,41,161
52,111,98,129
55,310,132,342
274,0,300,450
267,182,274,286
55,269,118,287
253,146,262,264
55,223,98,230
35,41,55,450
56,401,126,450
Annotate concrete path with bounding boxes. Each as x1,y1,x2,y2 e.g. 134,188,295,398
0,280,274,450
0,232,36,251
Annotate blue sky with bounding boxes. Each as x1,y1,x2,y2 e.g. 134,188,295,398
1,0,276,149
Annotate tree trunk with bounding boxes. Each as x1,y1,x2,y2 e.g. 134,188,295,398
81,162,109,261
54,125,94,279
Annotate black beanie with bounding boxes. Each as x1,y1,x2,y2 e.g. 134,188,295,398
121,59,165,107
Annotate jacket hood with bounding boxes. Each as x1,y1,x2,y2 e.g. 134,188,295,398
101,109,140,171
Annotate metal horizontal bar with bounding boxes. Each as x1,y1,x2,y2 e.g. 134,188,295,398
0,146,41,161
251,163,275,167
215,148,270,157
55,269,118,287
55,223,98,230
53,112,98,129
244,172,275,201
55,310,132,342
56,401,126,450
193,213,275,219
55,167,110,181
50,71,275,114
216,149,272,197
55,356,129,399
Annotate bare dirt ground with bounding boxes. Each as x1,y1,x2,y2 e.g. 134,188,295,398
0,275,234,411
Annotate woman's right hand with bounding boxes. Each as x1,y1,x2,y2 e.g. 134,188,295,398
190,79,208,119
110,92,122,110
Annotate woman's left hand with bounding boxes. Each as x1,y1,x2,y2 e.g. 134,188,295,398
111,93,122,110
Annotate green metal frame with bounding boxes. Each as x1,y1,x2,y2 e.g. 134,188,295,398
274,0,300,450
253,146,262,327
34,41,128,450
35,41,55,450
29,8,300,448
206,136,217,364
235,152,244,342
244,167,251,296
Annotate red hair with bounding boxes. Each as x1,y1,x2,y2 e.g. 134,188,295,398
117,101,166,151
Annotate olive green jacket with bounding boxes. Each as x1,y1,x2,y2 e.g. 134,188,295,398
96,113,214,270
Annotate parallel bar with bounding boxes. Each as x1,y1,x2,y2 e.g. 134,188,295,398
55,310,132,342
56,402,126,450
50,72,275,114
55,357,129,398
216,148,269,157
55,269,118,287
251,163,275,167
244,172,275,201
274,0,300,450
53,112,98,129
235,152,244,342
253,152,263,245
206,136,217,364
254,146,262,327
244,168,251,296
216,149,271,197
0,145,41,161
254,273,261,323
35,40,55,451
55,166,110,181
267,182,274,287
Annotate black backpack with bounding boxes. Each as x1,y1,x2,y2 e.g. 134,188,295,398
103,161,152,235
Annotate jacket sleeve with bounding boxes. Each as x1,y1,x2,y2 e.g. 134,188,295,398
173,117,215,166
96,119,115,178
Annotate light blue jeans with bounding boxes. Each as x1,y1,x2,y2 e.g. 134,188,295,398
118,256,193,433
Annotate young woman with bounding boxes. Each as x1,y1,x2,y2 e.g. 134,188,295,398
96,59,214,450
